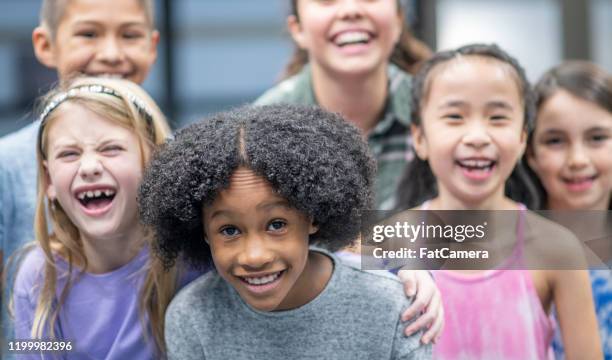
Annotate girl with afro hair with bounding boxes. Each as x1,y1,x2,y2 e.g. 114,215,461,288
139,104,432,359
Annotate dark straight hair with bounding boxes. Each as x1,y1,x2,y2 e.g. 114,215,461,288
395,43,540,210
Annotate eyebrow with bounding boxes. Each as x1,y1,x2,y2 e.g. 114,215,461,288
485,101,514,111
586,126,611,132
208,200,292,220
72,20,148,28
539,128,565,135
437,100,515,111
49,141,78,153
257,200,292,211
437,100,465,110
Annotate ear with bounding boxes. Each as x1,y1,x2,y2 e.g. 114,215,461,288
411,124,428,160
32,26,57,69
287,15,307,49
43,161,57,200
308,219,319,235
149,30,160,62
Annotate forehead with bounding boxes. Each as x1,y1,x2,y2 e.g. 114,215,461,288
46,102,133,143
537,90,612,131
219,169,279,200
60,0,151,26
205,168,292,213
426,56,523,104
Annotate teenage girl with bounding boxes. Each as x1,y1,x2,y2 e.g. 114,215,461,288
257,0,430,209
11,77,180,359
396,44,602,359
527,61,611,359
256,0,442,340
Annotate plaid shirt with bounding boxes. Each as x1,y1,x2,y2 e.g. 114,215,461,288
255,64,413,209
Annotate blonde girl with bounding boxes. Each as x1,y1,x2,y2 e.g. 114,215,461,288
12,77,179,359
396,44,602,359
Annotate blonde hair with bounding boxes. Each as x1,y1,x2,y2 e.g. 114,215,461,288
31,77,175,354
40,0,155,38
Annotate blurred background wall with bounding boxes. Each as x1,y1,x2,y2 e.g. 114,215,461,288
0,0,610,136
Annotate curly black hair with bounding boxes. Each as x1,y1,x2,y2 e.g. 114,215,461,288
139,104,376,269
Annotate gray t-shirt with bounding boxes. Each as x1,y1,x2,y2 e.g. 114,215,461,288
165,249,432,360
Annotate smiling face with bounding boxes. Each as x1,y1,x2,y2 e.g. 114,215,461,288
203,168,320,312
44,102,145,243
288,0,402,77
412,57,527,209
528,90,612,210
34,0,158,84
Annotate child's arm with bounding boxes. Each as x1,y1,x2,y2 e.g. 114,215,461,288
11,248,40,340
397,269,444,343
550,269,603,360
165,300,206,360
13,289,36,339
391,305,433,360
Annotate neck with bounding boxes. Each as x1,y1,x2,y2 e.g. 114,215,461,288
276,251,333,311
80,223,146,274
310,64,388,134
431,189,518,210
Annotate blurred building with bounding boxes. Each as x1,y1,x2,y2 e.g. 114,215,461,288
0,0,610,136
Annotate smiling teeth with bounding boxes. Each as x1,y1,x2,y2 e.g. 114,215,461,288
243,271,282,285
458,160,494,168
77,189,116,200
565,176,594,183
335,31,370,46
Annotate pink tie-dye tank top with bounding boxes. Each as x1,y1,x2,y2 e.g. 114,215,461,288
423,203,555,359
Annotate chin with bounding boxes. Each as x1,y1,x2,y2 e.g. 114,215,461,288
244,298,281,312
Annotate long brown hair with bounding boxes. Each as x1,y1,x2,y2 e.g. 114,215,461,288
527,61,612,209
283,0,431,79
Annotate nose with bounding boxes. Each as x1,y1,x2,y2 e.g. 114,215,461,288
337,0,365,20
79,153,103,180
462,122,491,149
567,143,589,169
98,36,125,64
237,236,275,270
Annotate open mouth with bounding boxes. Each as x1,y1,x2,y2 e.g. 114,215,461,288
562,175,597,191
333,30,373,47
76,188,116,211
456,159,496,180
456,159,496,171
238,270,285,294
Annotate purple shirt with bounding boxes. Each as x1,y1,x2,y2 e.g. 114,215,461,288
14,246,158,359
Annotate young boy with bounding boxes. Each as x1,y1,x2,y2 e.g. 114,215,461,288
0,1,158,357
139,104,433,359
0,0,158,267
